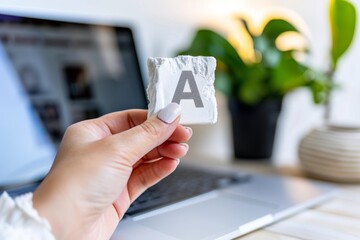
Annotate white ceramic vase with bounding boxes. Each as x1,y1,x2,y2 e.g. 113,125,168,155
298,125,360,182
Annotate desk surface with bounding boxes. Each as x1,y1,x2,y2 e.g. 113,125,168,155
229,161,360,240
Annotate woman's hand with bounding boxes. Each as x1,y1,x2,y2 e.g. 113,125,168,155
33,103,191,240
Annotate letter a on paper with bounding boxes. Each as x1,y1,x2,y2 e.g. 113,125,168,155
172,70,204,108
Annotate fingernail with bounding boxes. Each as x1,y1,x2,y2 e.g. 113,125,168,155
157,103,181,124
174,158,180,164
185,127,193,137
181,143,189,151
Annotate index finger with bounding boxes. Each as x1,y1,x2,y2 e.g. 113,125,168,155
90,109,148,137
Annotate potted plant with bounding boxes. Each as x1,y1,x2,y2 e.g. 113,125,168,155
179,17,329,159
298,0,359,182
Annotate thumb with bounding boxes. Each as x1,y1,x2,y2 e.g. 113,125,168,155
107,103,182,165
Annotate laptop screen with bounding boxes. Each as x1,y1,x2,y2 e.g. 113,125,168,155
0,13,147,144
0,13,147,185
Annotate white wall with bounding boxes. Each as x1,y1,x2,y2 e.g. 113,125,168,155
1,0,359,165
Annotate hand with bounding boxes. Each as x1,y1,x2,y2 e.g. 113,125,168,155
33,103,191,240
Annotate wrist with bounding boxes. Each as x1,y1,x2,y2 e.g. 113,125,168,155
33,176,79,240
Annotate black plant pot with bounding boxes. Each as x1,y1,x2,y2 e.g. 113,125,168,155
228,98,282,160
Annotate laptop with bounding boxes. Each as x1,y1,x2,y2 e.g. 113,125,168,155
0,13,337,240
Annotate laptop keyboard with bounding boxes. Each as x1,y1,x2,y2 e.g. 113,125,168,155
126,166,250,216
2,166,251,217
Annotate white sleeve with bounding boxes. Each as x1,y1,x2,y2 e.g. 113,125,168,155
0,192,55,240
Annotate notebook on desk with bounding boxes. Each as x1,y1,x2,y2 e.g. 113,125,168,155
0,12,337,240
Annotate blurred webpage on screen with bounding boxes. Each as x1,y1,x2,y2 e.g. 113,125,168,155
0,43,55,186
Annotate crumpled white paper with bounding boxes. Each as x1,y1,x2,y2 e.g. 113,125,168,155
147,56,217,125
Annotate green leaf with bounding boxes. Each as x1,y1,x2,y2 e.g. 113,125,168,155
330,0,357,69
254,19,301,68
178,29,245,71
215,71,233,96
271,53,307,95
238,64,268,104
261,19,299,43
306,71,331,104
253,35,268,53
